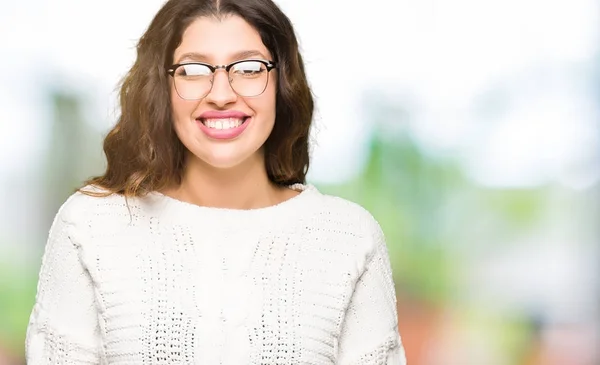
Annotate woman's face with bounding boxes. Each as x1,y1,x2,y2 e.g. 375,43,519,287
170,15,277,170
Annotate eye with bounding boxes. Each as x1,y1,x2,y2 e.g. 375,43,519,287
176,64,212,78
231,61,266,78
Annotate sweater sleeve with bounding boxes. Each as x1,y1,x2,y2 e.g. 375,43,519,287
337,216,407,365
26,197,102,364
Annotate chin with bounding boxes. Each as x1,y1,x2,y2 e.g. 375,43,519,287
178,126,271,171
201,157,248,170
191,148,262,171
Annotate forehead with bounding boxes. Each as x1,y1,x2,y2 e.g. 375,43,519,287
174,15,271,63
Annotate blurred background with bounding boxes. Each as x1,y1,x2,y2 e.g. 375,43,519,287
1,0,598,364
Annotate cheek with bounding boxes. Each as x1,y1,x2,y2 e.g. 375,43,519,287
258,79,277,119
249,95,276,123
170,85,181,116
170,89,194,120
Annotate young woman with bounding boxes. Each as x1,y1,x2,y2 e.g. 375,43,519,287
26,0,406,363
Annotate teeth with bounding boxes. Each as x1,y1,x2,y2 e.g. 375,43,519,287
203,118,244,130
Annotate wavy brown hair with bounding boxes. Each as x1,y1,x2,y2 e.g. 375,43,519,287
83,0,314,197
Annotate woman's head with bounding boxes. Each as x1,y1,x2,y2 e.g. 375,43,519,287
87,0,313,196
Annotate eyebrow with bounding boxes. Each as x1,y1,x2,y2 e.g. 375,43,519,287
175,50,269,64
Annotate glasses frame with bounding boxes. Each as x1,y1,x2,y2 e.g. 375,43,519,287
166,58,277,100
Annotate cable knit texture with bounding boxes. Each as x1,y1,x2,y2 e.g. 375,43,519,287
26,184,406,364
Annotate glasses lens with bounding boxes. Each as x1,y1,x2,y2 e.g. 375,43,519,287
173,64,212,100
229,61,269,97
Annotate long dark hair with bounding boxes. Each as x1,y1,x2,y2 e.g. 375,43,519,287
83,0,314,197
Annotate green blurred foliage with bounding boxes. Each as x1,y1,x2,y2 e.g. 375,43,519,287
318,130,459,304
0,250,38,356
314,98,559,364
0,90,104,360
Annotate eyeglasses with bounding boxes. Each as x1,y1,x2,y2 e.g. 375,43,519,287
167,59,277,100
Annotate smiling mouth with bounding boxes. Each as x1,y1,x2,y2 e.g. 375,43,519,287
197,117,250,130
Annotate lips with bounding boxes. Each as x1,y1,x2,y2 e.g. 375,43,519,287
196,110,251,130
195,110,252,140
204,117,248,130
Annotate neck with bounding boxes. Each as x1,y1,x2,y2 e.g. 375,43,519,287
164,151,298,210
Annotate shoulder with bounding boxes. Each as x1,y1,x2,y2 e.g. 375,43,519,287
53,185,132,230
303,185,385,250
298,185,390,275
306,185,382,228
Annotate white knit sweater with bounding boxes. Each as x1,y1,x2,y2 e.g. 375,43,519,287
26,184,406,364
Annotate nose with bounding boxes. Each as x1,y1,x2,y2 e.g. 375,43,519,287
204,69,237,107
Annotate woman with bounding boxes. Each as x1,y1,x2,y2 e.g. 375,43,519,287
26,0,406,363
